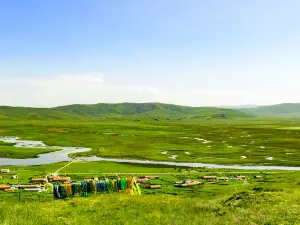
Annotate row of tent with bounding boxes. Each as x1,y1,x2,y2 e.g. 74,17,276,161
53,178,141,199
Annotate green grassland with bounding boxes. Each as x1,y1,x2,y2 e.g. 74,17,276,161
1,112,300,224
0,161,300,224
1,189,300,225
1,160,300,200
0,145,60,159
2,160,300,201
1,118,300,166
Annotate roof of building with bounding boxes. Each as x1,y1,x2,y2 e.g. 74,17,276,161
148,185,161,189
0,184,11,189
202,176,217,179
24,188,41,191
19,185,41,188
51,176,71,181
5,188,15,192
30,178,47,182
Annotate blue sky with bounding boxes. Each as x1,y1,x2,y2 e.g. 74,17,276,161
1,0,300,107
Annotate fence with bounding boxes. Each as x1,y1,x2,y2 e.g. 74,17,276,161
0,191,53,202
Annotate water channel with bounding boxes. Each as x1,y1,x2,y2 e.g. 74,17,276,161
1,136,300,170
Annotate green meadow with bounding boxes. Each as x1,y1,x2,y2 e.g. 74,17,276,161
0,143,60,159
1,190,300,225
1,116,300,224
1,162,300,224
1,118,300,166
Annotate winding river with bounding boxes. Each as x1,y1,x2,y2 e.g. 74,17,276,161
1,136,300,170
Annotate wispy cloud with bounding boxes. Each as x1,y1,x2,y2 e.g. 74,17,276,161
192,89,250,96
1,73,300,107
0,74,158,107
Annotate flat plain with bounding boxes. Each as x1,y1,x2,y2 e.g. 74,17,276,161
1,118,300,165
0,117,300,224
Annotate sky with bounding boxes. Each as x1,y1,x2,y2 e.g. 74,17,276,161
1,0,300,107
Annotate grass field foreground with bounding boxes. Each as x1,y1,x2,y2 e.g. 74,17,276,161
1,191,300,225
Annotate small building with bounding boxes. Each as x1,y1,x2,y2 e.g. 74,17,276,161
136,178,150,184
175,179,202,187
22,184,46,192
0,184,11,190
49,176,71,182
30,178,47,184
202,176,217,180
146,185,161,189
5,188,15,192
24,188,42,192
18,184,41,189
237,176,246,180
0,169,10,173
255,176,263,179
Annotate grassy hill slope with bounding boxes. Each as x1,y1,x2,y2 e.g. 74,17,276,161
240,103,300,117
0,106,81,120
0,103,251,120
54,102,251,119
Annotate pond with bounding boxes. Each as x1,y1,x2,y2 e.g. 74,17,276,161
0,137,90,165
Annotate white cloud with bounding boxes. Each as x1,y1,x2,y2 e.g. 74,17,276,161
0,74,158,107
192,89,250,96
1,73,300,107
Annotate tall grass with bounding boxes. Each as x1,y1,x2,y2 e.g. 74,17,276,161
1,191,299,225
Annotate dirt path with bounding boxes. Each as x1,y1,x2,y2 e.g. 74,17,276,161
53,160,78,175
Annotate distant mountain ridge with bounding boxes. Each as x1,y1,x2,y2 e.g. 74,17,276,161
3,102,300,119
0,103,251,120
239,103,300,117
219,104,261,109
54,103,251,119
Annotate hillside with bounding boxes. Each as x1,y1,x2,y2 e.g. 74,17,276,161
0,103,251,120
219,104,261,109
240,103,300,117
0,106,81,120
54,102,251,119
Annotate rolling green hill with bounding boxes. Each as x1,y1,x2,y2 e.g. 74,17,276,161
54,102,251,119
0,103,251,120
0,106,81,120
239,103,300,117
